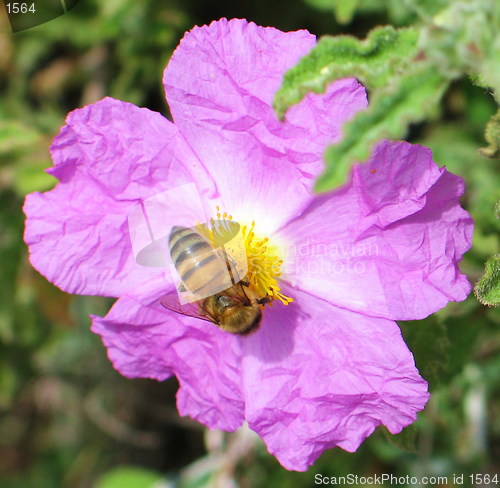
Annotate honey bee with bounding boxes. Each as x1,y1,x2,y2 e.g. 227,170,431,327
163,225,269,335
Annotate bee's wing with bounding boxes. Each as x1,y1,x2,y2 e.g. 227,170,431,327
160,292,215,323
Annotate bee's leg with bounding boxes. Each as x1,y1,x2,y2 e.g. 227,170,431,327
240,277,250,287
200,297,218,323
198,298,206,315
257,296,272,305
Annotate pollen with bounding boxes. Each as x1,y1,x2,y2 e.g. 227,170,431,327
241,221,293,306
196,208,293,306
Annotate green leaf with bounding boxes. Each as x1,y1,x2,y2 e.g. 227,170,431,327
382,424,418,453
474,255,500,307
13,160,55,196
404,0,452,17
304,0,430,25
331,0,360,24
95,466,162,488
400,316,450,388
442,304,483,378
273,25,419,119
480,51,500,102
479,109,500,159
0,362,18,410
0,119,55,195
421,0,500,97
303,0,338,11
315,66,448,191
0,120,41,155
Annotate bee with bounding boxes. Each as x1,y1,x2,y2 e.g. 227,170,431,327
163,225,269,335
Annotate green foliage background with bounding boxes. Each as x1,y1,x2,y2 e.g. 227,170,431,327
0,0,499,487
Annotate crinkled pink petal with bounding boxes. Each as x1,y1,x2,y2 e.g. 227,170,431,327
163,18,367,233
279,140,473,320
91,275,245,431
242,288,429,471
24,97,205,297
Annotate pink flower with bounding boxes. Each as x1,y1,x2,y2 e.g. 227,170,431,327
23,19,473,471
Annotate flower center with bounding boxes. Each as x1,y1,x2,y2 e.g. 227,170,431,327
240,220,293,306
197,209,293,306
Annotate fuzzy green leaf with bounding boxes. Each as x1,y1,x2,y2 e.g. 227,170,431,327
479,109,500,159
273,25,419,119
421,0,500,98
475,255,500,307
315,66,448,192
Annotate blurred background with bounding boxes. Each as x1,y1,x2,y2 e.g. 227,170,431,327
0,1,499,487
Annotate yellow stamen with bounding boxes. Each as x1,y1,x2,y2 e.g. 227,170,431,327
195,207,293,306
241,221,293,306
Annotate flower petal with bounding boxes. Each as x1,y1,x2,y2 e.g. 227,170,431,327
242,288,429,471
279,140,473,320
24,97,204,297
91,276,245,431
163,18,367,233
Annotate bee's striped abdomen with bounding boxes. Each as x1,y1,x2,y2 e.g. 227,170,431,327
169,226,229,296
